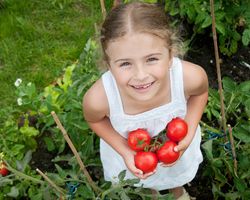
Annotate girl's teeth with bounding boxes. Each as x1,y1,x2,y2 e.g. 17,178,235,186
134,83,152,89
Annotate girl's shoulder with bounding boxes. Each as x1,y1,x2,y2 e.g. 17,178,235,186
181,60,209,97
82,78,109,122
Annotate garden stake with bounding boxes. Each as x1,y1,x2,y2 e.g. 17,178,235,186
210,0,228,141
51,111,101,195
36,168,66,196
99,0,106,20
227,124,238,176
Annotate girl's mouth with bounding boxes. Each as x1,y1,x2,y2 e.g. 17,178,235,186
131,82,155,91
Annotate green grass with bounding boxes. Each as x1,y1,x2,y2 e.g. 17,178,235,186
0,0,111,108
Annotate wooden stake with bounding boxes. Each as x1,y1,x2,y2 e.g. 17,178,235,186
51,111,101,194
100,0,106,20
210,0,227,140
36,168,66,195
227,124,238,176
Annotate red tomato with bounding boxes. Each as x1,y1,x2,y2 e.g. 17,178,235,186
128,129,151,151
156,141,180,164
0,162,9,176
166,117,188,142
134,151,158,173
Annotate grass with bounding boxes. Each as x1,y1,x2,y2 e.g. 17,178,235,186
0,0,113,109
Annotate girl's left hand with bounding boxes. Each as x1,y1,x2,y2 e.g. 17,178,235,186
160,138,190,167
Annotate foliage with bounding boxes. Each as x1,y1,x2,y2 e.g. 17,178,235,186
165,0,250,56
204,77,250,143
202,77,250,199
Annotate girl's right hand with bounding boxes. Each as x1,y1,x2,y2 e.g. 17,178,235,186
122,150,156,179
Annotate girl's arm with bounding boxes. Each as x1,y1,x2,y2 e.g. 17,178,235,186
174,61,209,152
82,79,155,179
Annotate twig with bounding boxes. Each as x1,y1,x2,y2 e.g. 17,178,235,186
227,125,238,176
210,0,227,141
36,168,66,195
99,0,106,20
51,111,101,194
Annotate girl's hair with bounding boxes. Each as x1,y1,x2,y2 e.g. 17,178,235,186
100,2,183,64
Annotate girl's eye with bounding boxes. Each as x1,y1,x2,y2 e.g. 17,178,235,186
147,57,158,63
120,62,131,67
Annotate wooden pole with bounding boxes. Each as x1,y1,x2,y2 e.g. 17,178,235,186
51,111,101,194
100,0,106,20
227,124,238,176
36,168,66,195
210,0,227,138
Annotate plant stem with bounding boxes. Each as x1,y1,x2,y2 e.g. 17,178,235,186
227,125,238,176
210,0,227,140
4,161,44,184
36,168,66,195
51,111,101,194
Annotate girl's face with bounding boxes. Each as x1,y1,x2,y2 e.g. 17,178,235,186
106,32,172,102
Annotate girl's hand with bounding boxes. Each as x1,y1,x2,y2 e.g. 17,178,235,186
122,150,156,179
160,138,190,167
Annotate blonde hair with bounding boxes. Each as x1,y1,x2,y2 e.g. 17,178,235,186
100,2,183,64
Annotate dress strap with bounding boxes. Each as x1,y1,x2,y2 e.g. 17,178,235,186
170,57,186,103
101,71,123,116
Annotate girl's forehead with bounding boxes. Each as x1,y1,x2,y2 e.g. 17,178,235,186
106,32,169,60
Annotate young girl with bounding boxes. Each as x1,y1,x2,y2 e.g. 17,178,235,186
83,2,208,199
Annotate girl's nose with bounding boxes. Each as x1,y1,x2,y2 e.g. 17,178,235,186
134,66,149,81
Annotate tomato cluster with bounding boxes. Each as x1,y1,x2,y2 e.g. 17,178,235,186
127,117,188,173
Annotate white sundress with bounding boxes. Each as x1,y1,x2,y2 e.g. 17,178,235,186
100,57,203,190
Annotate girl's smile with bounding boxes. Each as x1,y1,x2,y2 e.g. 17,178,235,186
106,32,172,104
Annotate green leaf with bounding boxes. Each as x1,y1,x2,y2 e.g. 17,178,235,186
11,144,25,156
222,77,236,92
43,136,55,151
77,185,95,199
234,177,247,192
201,16,212,28
202,140,213,161
7,186,19,198
20,126,39,137
239,80,250,93
216,22,226,35
242,29,250,46
233,124,250,143
118,170,126,181
119,190,130,200
55,164,67,178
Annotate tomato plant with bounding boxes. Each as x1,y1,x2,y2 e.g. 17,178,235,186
134,151,158,173
128,129,151,151
166,117,188,142
0,162,9,176
157,141,180,164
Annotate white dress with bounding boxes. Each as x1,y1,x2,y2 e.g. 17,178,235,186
100,57,203,190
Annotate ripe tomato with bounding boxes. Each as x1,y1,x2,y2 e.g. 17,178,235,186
134,151,158,173
156,141,180,164
0,162,9,176
128,129,151,151
166,117,188,142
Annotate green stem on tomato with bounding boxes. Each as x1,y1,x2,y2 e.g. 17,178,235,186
4,161,44,184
